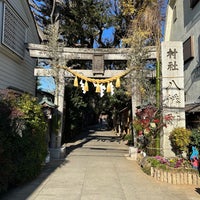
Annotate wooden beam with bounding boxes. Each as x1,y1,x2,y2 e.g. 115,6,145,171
28,43,157,60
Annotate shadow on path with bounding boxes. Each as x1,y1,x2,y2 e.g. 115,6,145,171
0,124,121,200
0,159,69,200
64,124,123,156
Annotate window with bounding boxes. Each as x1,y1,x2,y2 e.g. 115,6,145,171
183,36,194,63
2,3,27,58
190,0,199,8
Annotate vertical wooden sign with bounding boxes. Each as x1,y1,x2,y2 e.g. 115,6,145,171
92,54,104,74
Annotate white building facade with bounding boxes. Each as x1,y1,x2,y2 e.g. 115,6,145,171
164,0,200,128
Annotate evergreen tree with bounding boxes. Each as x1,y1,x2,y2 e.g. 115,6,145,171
29,0,132,48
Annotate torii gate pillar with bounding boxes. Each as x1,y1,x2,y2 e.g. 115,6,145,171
49,69,66,159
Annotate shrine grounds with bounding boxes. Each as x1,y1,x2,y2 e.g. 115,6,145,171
1,125,200,200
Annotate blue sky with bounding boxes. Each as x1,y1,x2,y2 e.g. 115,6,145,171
38,77,56,92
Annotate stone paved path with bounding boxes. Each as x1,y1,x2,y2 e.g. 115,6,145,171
1,126,200,200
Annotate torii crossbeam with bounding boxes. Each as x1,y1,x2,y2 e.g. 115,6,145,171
28,43,157,77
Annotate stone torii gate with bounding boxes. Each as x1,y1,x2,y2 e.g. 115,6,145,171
28,43,157,158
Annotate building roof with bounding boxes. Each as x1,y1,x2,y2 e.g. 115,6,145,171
39,96,57,108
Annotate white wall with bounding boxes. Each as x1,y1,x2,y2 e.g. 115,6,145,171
164,0,200,104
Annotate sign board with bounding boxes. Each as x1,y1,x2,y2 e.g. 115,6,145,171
93,54,104,74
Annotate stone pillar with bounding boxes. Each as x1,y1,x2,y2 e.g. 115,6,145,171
55,68,65,147
50,68,66,159
131,78,141,146
161,41,185,157
129,146,138,160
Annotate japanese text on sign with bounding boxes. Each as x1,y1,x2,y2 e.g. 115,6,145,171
167,48,179,71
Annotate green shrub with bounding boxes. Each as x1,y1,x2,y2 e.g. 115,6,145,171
169,127,191,156
124,133,132,141
147,157,161,167
0,97,14,192
0,90,47,193
190,129,200,152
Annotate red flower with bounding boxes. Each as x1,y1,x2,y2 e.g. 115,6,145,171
164,114,174,121
138,130,143,136
141,118,150,125
153,119,160,124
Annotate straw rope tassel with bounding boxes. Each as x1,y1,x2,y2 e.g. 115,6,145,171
106,82,111,93
96,83,101,93
116,78,120,88
74,76,78,87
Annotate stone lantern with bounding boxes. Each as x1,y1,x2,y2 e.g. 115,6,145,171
39,96,57,119
39,96,57,149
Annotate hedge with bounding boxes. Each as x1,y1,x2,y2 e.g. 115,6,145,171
0,90,47,193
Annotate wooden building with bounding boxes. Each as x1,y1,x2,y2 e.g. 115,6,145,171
0,0,40,95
